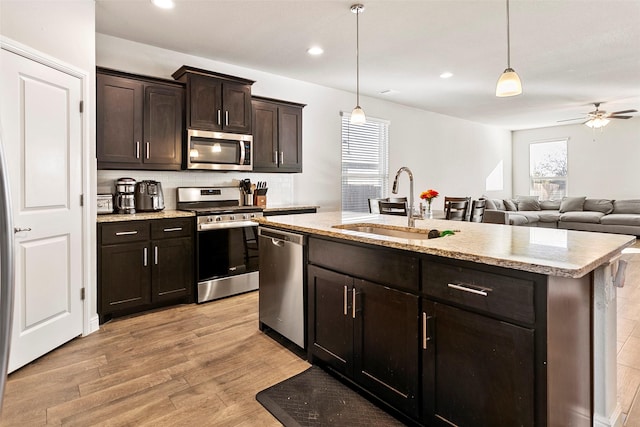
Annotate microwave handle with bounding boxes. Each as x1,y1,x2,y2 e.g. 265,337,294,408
239,141,246,165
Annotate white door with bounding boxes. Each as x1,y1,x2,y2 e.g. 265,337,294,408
0,48,84,372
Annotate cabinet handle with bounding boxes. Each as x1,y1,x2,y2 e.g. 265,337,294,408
217,110,221,126
273,150,278,164
115,231,138,236
352,288,356,319
143,247,148,267
136,141,140,159
163,227,183,232
154,246,158,265
447,283,489,297
343,285,348,316
13,227,31,233
422,312,433,350
280,151,284,164
146,142,150,159
225,110,229,126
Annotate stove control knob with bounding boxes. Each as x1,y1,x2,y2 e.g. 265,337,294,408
215,217,222,222
207,217,213,223
242,214,249,220
229,215,235,221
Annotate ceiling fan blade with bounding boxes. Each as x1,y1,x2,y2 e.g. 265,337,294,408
557,117,585,122
610,109,638,115
609,115,633,119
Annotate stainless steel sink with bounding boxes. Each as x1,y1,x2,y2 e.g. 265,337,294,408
333,223,432,240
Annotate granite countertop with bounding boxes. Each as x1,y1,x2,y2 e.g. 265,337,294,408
256,211,636,278
97,210,195,223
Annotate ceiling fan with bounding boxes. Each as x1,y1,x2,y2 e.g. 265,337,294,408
558,102,638,129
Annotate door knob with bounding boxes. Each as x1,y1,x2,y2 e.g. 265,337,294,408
14,227,32,233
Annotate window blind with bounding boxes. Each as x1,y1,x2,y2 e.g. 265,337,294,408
341,113,390,212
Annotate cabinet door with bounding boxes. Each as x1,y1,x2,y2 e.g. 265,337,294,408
97,73,143,166
252,99,279,171
277,104,303,173
143,84,183,168
188,74,222,131
307,265,353,376
422,300,535,427
222,82,252,134
354,280,420,418
152,237,193,302
100,242,151,314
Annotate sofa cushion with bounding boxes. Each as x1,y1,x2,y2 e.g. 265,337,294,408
536,211,561,223
540,200,561,210
600,214,640,226
515,211,541,223
515,195,540,211
584,198,614,214
559,196,586,213
503,199,518,211
508,214,529,226
559,211,605,224
612,200,640,214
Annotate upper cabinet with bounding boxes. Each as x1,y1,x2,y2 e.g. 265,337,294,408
172,66,254,134
252,96,305,173
97,68,184,171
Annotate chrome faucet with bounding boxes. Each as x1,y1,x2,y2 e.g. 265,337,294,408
392,166,416,227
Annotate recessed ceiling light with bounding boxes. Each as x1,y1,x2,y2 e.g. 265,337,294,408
440,72,453,79
151,0,175,9
307,46,324,56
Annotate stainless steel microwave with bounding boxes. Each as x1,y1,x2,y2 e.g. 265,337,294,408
185,129,253,171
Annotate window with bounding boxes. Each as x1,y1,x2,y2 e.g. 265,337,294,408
529,139,567,199
341,113,389,212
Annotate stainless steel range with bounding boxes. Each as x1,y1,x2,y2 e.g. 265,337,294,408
177,186,262,303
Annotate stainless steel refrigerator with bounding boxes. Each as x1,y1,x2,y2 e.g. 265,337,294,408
0,130,15,413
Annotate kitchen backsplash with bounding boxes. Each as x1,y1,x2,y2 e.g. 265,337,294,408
97,170,294,210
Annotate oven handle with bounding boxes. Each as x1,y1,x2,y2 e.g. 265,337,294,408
198,220,257,231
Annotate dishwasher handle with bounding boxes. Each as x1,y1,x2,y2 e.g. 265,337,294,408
258,227,306,246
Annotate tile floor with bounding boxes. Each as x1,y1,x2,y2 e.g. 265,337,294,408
617,244,640,426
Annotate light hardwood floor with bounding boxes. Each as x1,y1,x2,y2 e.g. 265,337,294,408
2,249,640,426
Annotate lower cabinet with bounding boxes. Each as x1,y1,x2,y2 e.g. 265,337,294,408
98,217,194,322
308,265,420,420
422,300,535,427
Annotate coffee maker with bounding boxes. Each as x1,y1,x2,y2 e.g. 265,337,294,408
115,177,136,214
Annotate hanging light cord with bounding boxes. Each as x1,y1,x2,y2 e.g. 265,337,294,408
506,0,511,69
356,6,360,106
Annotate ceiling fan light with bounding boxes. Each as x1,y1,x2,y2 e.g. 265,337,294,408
585,117,610,129
350,106,367,124
496,68,522,97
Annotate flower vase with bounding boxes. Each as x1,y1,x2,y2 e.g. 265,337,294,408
426,202,433,219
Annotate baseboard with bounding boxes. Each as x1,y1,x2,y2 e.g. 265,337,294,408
594,403,623,427
84,314,100,336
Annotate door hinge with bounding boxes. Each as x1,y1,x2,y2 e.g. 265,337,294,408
81,288,85,300
79,100,84,113
80,194,84,206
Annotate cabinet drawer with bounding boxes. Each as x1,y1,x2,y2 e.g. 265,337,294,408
422,261,535,324
150,218,193,239
101,221,150,245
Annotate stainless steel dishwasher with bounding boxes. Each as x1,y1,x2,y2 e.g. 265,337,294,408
258,226,306,349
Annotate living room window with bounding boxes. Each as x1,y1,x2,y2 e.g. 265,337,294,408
530,139,567,199
341,113,390,212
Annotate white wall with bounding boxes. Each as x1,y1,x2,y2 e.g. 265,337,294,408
513,118,640,199
96,34,512,212
0,0,98,329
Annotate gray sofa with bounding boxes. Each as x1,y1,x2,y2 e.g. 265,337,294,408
483,196,640,236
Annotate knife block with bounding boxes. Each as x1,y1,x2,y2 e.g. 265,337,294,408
254,194,267,208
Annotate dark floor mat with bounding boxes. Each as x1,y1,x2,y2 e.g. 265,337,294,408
256,365,408,426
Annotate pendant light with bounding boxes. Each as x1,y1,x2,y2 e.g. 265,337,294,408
350,4,366,124
496,0,522,97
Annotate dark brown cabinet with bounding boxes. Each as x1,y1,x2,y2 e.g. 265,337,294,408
252,97,304,173
172,66,254,134
98,217,194,322
307,238,420,420
97,68,184,170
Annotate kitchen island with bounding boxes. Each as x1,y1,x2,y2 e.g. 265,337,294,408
256,211,634,427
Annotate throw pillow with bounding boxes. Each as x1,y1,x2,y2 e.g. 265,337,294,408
493,199,506,210
503,199,517,211
584,199,614,214
515,195,540,211
559,196,586,213
612,199,640,214
484,198,497,210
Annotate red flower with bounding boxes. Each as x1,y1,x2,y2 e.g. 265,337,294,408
420,189,439,201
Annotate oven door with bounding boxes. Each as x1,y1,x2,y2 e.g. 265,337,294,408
196,224,259,302
187,129,252,171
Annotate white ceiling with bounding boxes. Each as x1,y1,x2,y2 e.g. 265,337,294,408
95,0,640,130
